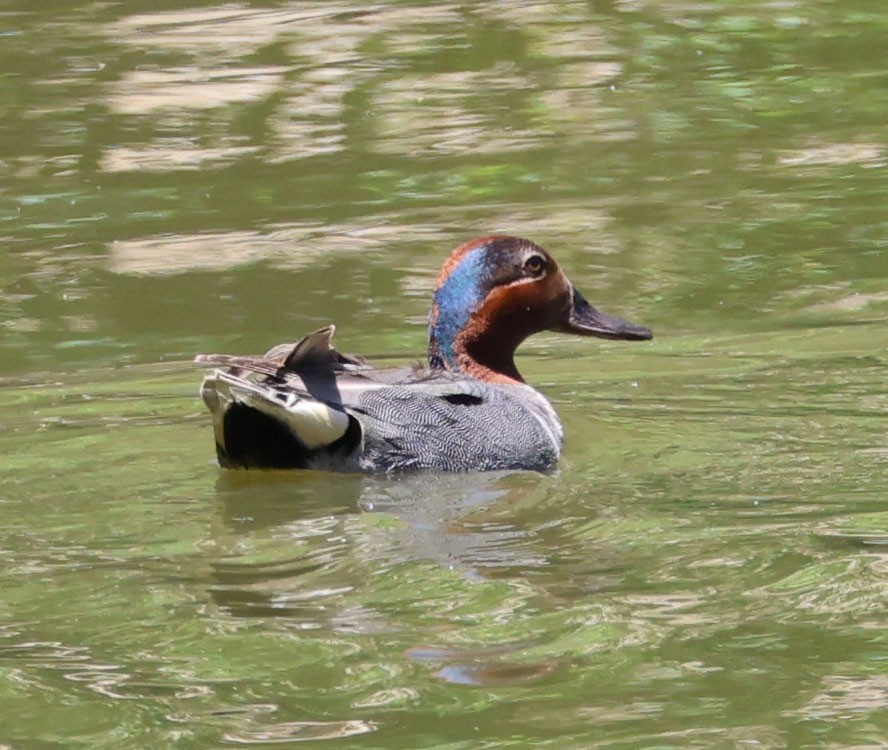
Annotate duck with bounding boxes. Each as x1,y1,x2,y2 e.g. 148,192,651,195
195,235,652,473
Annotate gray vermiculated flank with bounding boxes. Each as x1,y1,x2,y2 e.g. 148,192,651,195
351,379,563,472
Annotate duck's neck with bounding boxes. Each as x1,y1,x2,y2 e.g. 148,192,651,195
428,323,524,384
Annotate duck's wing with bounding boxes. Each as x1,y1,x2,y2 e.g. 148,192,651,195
195,325,368,381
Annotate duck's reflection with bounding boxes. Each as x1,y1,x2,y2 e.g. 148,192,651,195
208,469,624,605
206,470,626,687
209,470,553,592
209,471,555,611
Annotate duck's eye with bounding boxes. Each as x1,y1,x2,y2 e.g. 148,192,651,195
524,255,546,277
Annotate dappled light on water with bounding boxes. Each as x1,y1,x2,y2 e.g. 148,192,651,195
1,0,887,747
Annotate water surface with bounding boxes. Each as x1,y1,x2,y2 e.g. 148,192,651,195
2,2,887,747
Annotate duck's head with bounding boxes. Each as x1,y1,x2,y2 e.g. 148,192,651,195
428,235,652,383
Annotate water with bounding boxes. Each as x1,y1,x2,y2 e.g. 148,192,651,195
2,1,887,747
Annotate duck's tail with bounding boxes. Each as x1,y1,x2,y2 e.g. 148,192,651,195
199,371,360,469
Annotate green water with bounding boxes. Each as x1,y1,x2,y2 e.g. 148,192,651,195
2,1,887,747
